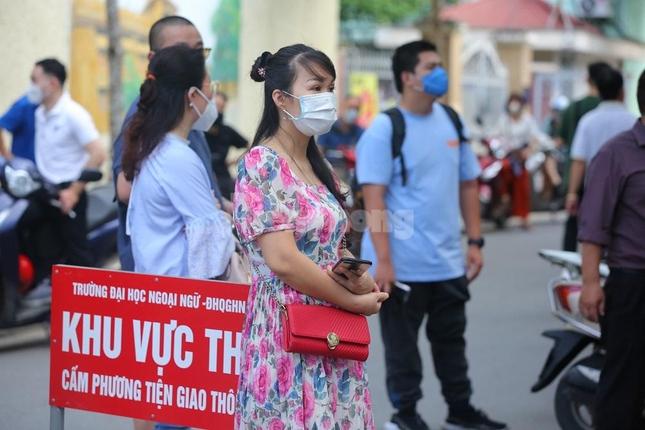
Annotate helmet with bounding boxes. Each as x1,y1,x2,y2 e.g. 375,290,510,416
550,95,570,111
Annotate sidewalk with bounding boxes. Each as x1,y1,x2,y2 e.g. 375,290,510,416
479,210,567,234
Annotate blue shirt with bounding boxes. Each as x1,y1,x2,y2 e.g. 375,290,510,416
126,133,233,278
112,97,222,271
0,95,37,162
356,104,481,282
317,121,364,150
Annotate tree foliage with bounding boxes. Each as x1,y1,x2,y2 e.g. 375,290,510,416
341,0,428,23
341,0,459,24
211,0,240,82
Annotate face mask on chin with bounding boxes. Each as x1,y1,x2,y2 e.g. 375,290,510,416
282,91,338,136
190,88,219,132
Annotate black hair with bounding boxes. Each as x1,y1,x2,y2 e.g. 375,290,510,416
588,62,611,86
249,44,344,205
638,69,645,115
149,16,195,51
507,93,525,106
36,58,66,86
596,67,623,101
392,40,437,93
122,45,206,181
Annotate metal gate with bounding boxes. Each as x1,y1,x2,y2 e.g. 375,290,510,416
461,38,509,134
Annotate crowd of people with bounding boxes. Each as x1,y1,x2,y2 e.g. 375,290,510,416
2,11,645,430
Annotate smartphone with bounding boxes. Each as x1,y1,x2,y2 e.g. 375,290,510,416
332,257,373,277
393,281,411,303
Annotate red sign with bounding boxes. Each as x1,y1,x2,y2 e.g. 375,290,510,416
49,265,249,429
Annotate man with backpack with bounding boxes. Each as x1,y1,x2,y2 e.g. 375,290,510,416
356,40,507,430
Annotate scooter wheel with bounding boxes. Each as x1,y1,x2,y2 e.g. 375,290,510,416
554,377,595,430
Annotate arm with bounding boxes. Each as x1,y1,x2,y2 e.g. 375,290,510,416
257,230,387,316
566,118,589,216
460,179,483,282
116,172,131,204
0,129,11,159
529,115,555,150
363,184,395,293
59,139,106,214
566,159,586,216
579,242,604,322
113,100,139,204
577,145,624,322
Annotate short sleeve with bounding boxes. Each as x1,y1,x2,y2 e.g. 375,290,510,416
355,113,393,186
69,105,100,146
158,146,234,278
570,115,590,161
578,145,624,246
0,98,27,133
459,141,482,181
233,147,298,242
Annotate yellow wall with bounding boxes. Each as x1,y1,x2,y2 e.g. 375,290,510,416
0,0,73,129
498,43,533,93
70,0,169,135
237,0,340,139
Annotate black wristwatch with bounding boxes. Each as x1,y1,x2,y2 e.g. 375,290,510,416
467,237,485,248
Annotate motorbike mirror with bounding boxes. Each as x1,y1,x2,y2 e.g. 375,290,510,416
78,169,103,183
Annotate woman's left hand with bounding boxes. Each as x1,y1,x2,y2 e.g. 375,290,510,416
326,266,375,295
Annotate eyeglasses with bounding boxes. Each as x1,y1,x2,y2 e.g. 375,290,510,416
203,48,212,59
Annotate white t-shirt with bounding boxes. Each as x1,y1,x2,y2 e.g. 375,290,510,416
35,92,100,184
570,101,637,163
493,112,554,152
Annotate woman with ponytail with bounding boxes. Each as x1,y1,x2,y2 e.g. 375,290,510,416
123,44,233,280
233,44,388,429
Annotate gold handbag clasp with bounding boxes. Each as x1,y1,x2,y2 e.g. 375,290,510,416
327,332,340,350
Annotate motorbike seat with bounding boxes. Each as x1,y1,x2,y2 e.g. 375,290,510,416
86,184,118,232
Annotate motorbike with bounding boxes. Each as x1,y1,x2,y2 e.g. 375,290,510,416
532,249,610,430
477,137,510,228
0,155,118,328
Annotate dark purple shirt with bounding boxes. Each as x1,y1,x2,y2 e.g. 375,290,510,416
578,119,645,269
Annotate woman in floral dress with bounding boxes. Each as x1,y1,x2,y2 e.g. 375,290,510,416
233,44,389,429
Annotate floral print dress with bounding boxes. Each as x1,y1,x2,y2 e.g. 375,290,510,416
233,146,375,429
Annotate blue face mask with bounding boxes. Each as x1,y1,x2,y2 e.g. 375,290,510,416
418,67,449,97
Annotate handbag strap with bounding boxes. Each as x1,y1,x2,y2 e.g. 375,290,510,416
251,259,287,315
251,234,349,315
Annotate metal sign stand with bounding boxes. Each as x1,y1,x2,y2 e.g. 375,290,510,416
50,406,65,430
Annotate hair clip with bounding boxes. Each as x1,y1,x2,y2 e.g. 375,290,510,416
258,67,266,78
146,73,156,81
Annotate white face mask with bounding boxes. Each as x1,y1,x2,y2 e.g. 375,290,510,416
343,108,359,125
282,91,338,136
190,88,219,132
508,101,522,115
26,83,44,105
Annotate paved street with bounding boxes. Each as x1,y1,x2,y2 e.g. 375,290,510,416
0,217,567,430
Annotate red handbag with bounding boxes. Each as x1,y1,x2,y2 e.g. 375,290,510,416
280,303,370,361
251,247,371,362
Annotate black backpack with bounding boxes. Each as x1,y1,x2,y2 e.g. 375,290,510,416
351,104,468,206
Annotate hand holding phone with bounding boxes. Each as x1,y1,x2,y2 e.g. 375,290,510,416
332,257,373,278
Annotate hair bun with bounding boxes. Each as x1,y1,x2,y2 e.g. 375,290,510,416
250,51,272,82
